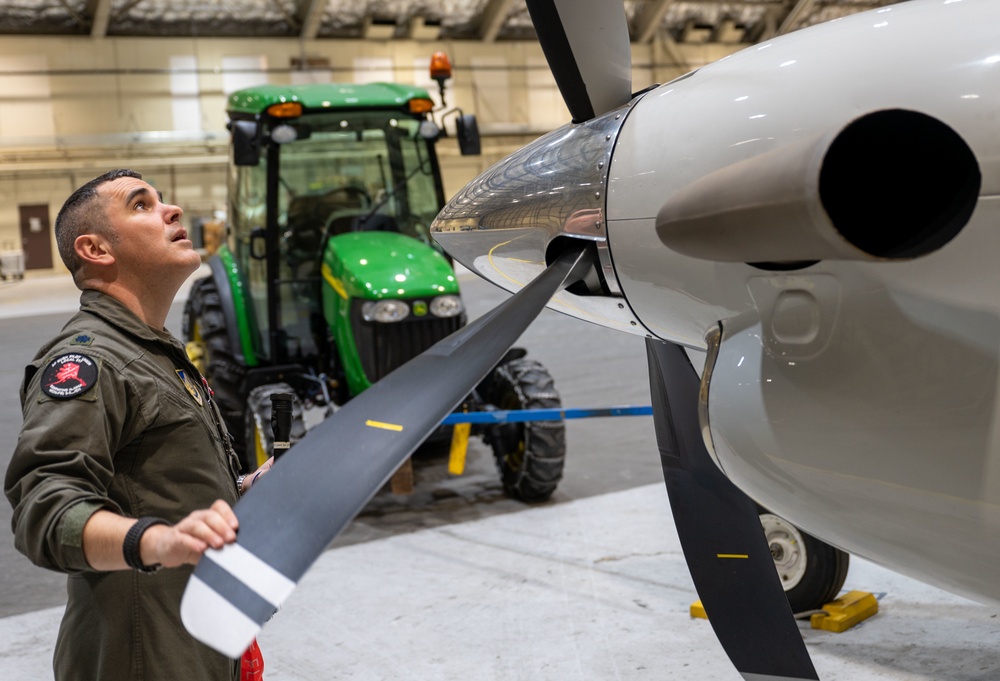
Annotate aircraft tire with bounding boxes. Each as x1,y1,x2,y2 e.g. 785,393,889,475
758,510,850,614
485,358,566,503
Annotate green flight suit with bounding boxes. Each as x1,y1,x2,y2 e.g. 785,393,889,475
5,289,243,681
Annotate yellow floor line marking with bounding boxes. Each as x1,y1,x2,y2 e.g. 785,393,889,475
366,420,403,432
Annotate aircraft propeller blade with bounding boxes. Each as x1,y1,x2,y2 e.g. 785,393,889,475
181,243,595,658
525,0,632,122
646,338,819,680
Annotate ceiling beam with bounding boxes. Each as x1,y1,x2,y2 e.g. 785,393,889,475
477,0,514,42
297,0,326,41
633,0,675,44
777,0,817,36
656,32,688,71
109,0,146,24
82,0,110,37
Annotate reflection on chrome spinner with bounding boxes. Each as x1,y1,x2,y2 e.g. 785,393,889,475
432,102,633,295
699,324,723,471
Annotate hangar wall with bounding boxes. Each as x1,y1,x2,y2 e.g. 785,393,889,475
0,35,739,274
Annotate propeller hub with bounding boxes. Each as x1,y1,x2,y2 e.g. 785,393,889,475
432,103,635,305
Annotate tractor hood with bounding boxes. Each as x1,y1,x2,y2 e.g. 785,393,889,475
321,231,460,301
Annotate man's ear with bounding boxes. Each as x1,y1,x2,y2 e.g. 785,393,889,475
74,233,116,268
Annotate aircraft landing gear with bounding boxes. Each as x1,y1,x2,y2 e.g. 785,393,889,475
758,508,850,614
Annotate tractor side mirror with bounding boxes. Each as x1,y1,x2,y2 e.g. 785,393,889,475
250,227,267,260
231,120,261,166
455,114,481,156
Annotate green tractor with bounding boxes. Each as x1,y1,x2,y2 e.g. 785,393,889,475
182,77,566,502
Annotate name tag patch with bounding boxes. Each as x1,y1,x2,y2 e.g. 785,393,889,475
41,353,98,399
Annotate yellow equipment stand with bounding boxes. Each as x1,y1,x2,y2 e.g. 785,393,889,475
690,590,878,633
448,422,472,475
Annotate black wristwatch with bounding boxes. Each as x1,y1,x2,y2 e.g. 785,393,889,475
123,516,169,573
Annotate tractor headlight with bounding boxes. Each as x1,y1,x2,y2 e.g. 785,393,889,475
430,295,464,318
362,300,410,323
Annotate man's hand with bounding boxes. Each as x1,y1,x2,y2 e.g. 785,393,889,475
141,500,239,568
81,501,240,571
240,457,274,494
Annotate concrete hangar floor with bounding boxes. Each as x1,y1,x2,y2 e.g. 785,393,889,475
1,268,998,679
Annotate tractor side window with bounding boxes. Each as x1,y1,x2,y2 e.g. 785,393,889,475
229,159,270,357
395,123,439,241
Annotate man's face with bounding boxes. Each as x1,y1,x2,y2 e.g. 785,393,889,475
99,176,201,277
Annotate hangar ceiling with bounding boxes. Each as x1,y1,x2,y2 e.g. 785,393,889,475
2,0,906,44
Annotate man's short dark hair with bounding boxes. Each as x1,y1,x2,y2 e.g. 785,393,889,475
55,169,142,278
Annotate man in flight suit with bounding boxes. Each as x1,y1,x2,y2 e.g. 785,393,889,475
5,169,270,680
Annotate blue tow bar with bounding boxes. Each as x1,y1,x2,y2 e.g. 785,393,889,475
443,405,653,475
441,405,653,425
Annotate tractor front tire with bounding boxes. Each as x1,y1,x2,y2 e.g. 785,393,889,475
485,358,566,503
183,276,248,455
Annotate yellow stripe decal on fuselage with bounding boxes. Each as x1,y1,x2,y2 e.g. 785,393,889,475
366,420,404,432
717,554,750,559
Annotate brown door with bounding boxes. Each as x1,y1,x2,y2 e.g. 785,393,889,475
18,204,54,270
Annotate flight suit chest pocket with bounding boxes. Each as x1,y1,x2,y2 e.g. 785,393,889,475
158,387,232,467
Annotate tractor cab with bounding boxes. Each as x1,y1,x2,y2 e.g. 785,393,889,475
226,85,452,368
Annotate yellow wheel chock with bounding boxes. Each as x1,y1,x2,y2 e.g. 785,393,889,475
809,590,879,633
690,590,878,633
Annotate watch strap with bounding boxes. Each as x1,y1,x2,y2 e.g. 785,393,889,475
123,516,169,572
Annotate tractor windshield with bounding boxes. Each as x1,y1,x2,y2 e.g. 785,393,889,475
277,111,441,247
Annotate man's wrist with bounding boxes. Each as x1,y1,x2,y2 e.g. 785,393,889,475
123,517,169,572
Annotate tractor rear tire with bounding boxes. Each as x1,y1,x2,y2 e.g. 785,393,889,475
183,276,248,456
485,358,566,503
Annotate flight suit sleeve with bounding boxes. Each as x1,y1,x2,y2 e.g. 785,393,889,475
4,351,156,573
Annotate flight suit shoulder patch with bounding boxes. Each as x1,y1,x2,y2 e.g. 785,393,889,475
39,353,99,400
